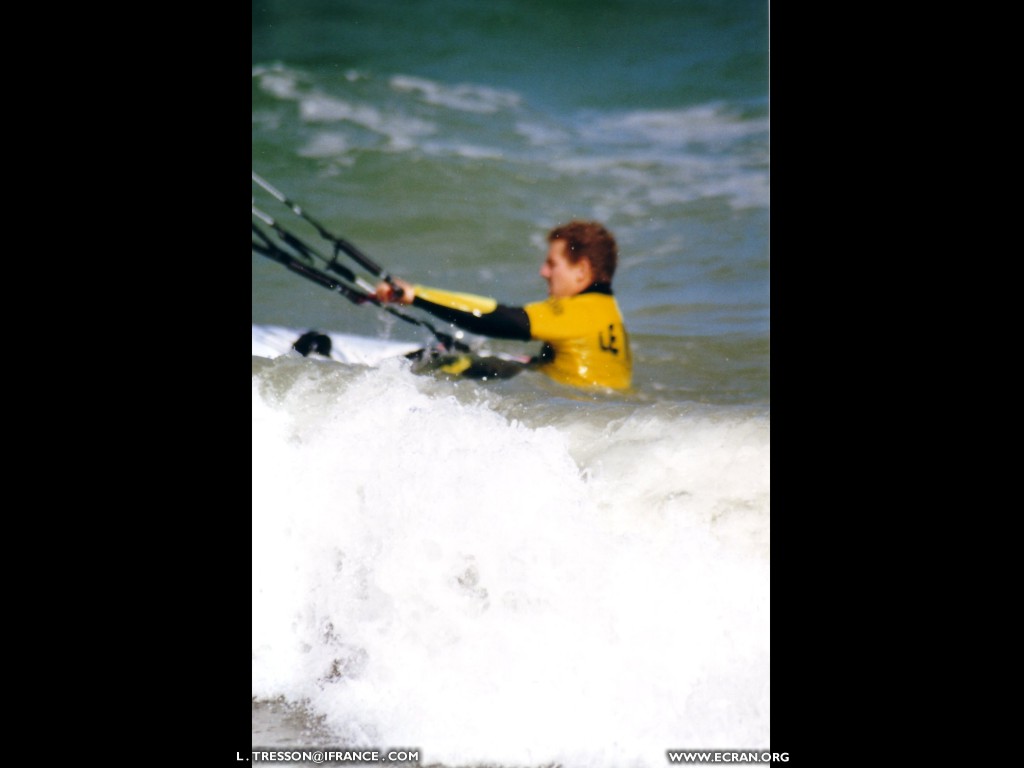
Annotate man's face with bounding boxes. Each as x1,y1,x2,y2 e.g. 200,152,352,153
540,239,592,299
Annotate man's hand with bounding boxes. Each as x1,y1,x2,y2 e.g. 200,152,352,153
375,278,415,305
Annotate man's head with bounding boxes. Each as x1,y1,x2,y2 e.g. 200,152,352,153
541,221,618,298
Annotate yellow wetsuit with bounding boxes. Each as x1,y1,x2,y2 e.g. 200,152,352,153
411,282,632,390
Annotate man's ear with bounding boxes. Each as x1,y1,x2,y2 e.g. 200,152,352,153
576,258,594,288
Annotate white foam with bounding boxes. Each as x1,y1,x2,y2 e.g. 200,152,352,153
252,362,770,766
390,74,521,114
297,131,350,159
584,103,768,148
254,65,304,100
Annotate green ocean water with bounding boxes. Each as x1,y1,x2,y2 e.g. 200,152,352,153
253,0,768,406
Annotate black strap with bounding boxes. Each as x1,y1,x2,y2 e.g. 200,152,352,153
252,218,471,352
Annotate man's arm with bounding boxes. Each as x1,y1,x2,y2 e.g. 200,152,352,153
413,290,530,341
377,280,531,341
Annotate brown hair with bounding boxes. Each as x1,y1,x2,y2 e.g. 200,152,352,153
547,220,618,284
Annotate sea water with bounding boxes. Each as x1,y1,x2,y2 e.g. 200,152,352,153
252,2,769,765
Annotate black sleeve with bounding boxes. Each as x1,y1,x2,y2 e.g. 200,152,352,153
412,297,532,341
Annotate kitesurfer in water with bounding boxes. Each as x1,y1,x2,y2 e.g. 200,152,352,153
375,220,632,390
